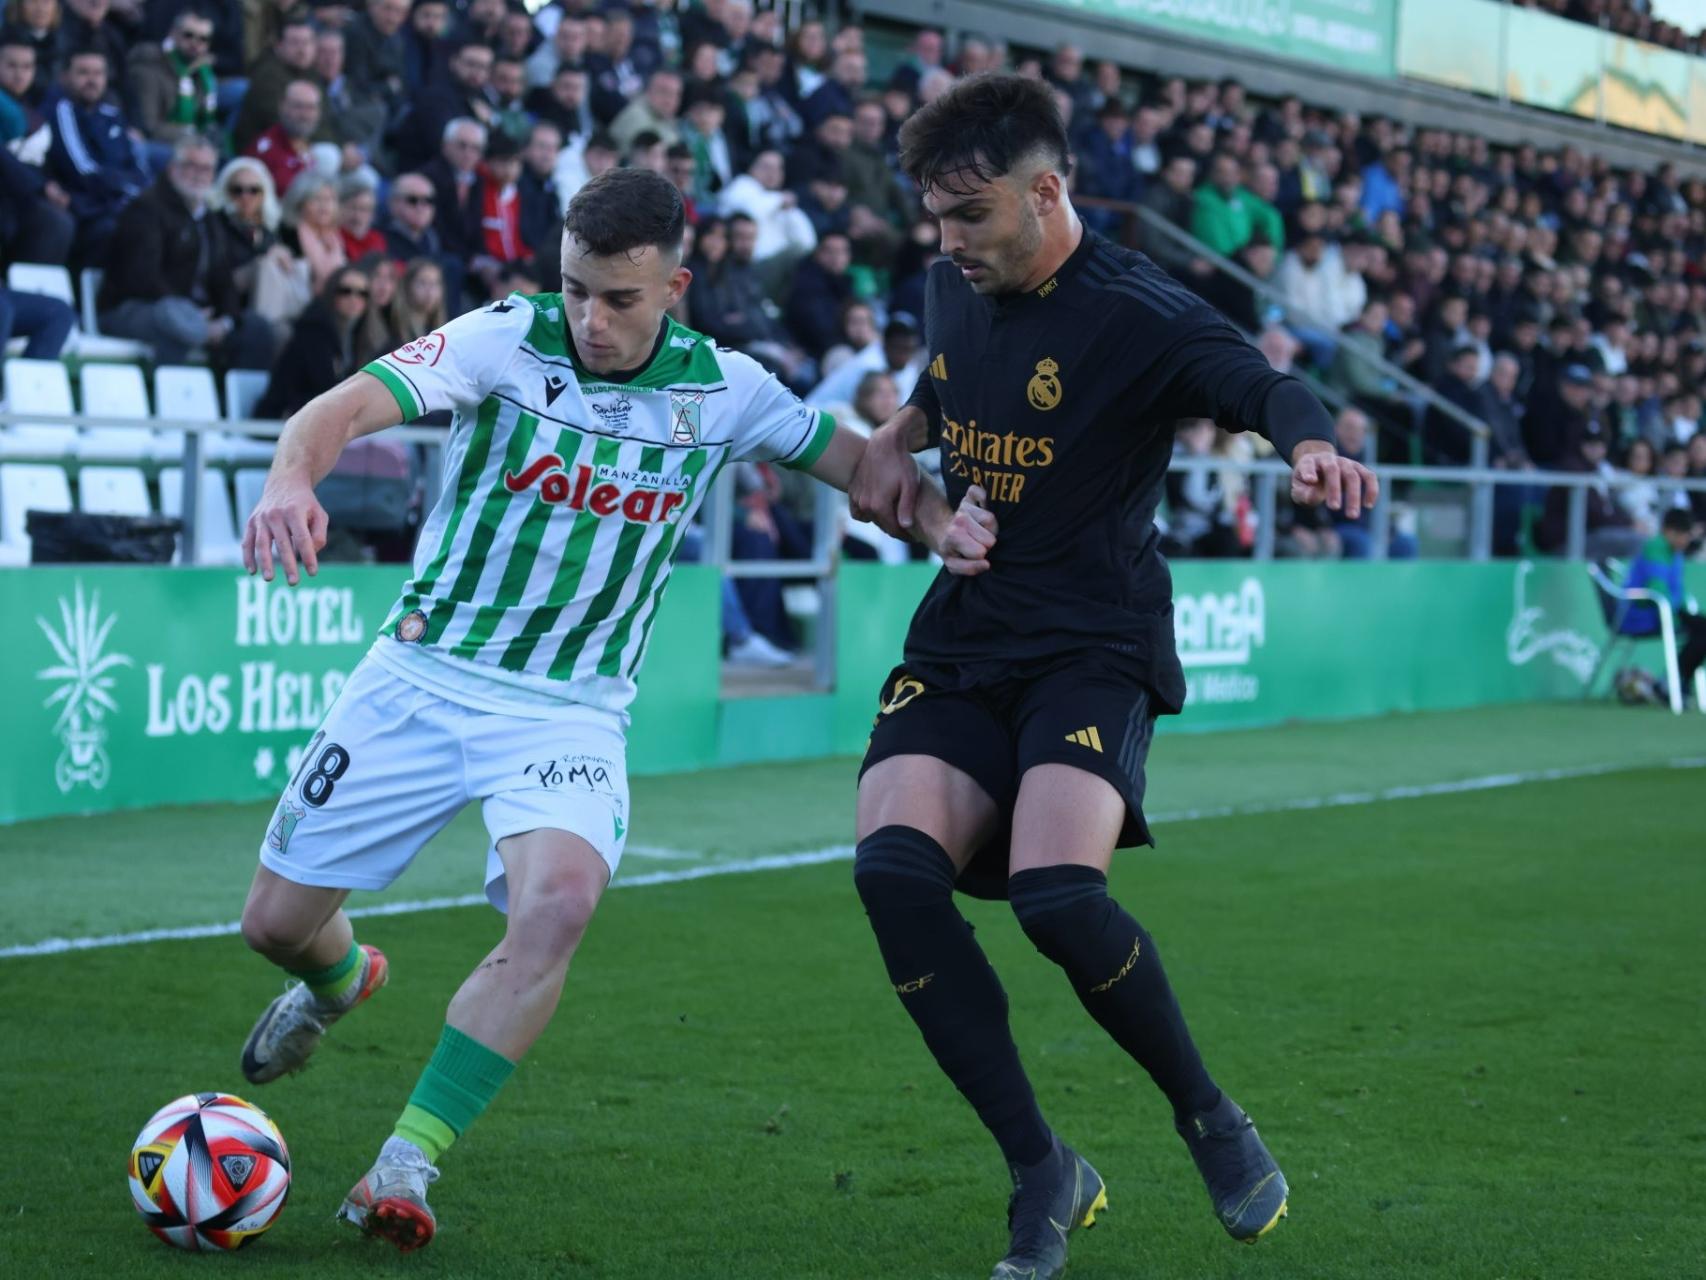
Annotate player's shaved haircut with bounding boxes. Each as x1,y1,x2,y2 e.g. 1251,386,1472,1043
563,167,685,261
898,73,1071,197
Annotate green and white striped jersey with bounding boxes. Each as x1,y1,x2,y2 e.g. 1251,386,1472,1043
360,293,835,714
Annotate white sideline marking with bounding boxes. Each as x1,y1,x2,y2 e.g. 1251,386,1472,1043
4,756,1703,961
621,844,704,862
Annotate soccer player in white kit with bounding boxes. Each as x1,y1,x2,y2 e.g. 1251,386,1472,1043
233,167,993,1251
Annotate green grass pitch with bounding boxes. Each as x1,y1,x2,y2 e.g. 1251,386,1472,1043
0,706,1701,1278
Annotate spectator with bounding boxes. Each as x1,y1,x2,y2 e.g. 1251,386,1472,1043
719,147,815,279
518,120,562,265
524,13,583,91
782,18,828,105
314,26,388,183
609,66,681,152
421,115,487,265
1161,419,1242,558
1191,151,1261,258
1524,362,1600,468
477,129,531,271
527,63,594,143
1275,225,1365,365
551,128,617,209
355,253,401,363
400,0,450,95
233,17,317,154
1331,407,1418,559
127,9,218,154
803,44,863,128
843,96,908,226
338,175,385,261
1196,229,1275,334
819,296,878,376
0,145,74,263
1076,98,1140,232
396,38,492,170
783,231,852,359
455,0,505,51
886,27,941,99
1424,343,1485,467
1617,437,1663,532
742,39,804,156
278,171,346,296
488,54,531,144
806,311,922,408
255,262,372,419
587,9,643,121
1538,421,1645,559
342,0,409,121
207,156,284,316
702,211,811,385
677,84,733,206
247,77,322,198
0,33,37,140
1622,508,1706,702
61,0,127,94
1,0,57,97
96,134,273,369
388,255,446,342
46,47,148,264
1140,151,1202,280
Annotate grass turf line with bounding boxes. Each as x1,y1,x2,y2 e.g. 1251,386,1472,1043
0,768,1699,1278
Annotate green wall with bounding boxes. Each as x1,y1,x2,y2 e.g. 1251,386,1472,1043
2,560,1695,824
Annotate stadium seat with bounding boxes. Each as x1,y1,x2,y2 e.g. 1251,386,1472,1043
221,368,277,463
152,365,220,466
76,364,157,463
0,461,73,564
7,261,74,305
224,367,269,420
78,466,152,515
0,358,78,459
159,466,243,565
64,267,151,361
233,468,269,530
1584,560,1706,715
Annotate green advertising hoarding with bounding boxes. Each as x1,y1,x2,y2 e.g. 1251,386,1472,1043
2,560,1694,826
1399,0,1691,138
1032,0,1398,78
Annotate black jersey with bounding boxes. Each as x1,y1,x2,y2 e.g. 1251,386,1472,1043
901,229,1334,713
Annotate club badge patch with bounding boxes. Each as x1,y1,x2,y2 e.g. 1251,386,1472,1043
395,609,428,643
668,389,704,444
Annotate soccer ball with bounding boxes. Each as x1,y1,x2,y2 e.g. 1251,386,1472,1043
128,1092,291,1250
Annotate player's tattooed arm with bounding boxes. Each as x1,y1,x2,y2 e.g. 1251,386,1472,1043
243,371,405,586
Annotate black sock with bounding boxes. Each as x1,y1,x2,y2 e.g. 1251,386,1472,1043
1009,864,1220,1121
854,825,1054,1167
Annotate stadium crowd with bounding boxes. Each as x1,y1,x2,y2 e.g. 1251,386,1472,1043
1512,0,1706,53
1,1,1704,607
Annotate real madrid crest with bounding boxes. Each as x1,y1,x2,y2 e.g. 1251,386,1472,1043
1026,358,1062,412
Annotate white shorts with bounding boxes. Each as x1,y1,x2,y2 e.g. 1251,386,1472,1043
257,656,629,912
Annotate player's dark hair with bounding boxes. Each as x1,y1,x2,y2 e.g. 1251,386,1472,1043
1662,507,1695,533
897,73,1070,195
563,167,684,259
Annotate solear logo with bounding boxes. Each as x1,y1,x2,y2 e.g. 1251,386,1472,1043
35,582,134,793
1174,577,1265,706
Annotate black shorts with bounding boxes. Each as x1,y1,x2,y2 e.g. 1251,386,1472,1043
859,654,1157,899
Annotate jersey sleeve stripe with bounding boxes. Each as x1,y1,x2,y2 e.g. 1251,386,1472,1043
363,360,422,420
780,409,836,471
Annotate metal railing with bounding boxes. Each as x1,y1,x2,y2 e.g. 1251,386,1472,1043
1080,196,1502,554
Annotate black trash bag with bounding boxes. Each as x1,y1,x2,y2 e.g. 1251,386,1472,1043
26,511,183,564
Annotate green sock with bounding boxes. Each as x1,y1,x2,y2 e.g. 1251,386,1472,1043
392,1025,517,1164
287,941,363,1006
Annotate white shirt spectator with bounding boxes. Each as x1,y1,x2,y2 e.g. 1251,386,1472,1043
806,339,923,408
1274,241,1366,332
719,171,816,263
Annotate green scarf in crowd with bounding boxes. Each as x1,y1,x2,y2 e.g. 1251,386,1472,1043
167,46,218,129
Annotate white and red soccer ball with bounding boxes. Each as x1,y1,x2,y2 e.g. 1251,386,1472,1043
128,1093,291,1250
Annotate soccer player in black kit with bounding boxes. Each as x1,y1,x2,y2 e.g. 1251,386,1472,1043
846,75,1378,1279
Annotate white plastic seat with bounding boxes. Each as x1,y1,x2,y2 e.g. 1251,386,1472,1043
76,363,157,462
217,367,276,463
78,465,152,515
7,261,75,304
0,357,78,459
152,365,221,465
70,266,153,361
0,461,73,563
160,466,242,565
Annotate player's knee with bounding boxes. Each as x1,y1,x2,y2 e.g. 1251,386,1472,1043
239,899,318,959
852,824,958,914
507,867,602,960
1008,864,1111,963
